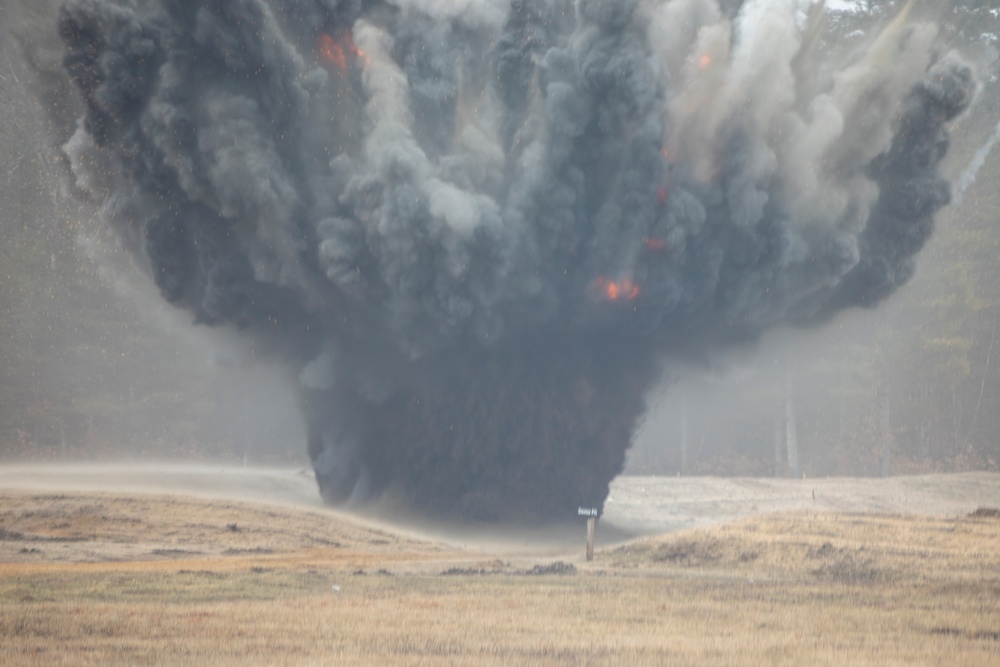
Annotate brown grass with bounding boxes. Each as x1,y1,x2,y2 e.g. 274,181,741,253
1,492,999,666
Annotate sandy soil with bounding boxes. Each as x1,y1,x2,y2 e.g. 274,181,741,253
1,463,997,549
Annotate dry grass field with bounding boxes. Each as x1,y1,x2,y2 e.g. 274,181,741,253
1,484,999,666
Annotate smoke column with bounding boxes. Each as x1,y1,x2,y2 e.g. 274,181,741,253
56,0,975,521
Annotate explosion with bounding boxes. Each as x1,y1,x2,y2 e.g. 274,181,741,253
56,0,976,521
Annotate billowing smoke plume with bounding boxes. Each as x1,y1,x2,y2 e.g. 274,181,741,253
57,0,975,521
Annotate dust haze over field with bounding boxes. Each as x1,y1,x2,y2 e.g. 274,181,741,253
29,0,977,520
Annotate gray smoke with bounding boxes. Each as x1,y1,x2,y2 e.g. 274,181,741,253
56,0,975,521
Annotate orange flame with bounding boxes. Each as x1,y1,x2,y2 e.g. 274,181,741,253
319,34,347,71
698,54,712,70
343,32,369,67
594,276,641,302
643,237,667,251
318,31,369,71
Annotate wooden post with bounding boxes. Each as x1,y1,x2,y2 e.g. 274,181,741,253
578,507,598,561
586,516,596,561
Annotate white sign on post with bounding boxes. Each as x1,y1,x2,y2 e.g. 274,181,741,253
578,507,598,517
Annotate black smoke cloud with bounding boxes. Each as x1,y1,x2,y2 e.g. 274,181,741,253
56,0,975,521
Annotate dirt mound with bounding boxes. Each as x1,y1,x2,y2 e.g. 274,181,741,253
606,511,1000,585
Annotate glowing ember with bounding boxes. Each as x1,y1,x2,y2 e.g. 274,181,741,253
643,237,667,251
318,31,368,71
595,277,641,302
343,32,369,67
318,33,347,70
698,53,712,70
